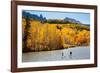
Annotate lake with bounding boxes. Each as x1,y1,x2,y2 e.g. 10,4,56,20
22,46,90,62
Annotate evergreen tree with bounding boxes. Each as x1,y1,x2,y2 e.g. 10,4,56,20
23,15,31,52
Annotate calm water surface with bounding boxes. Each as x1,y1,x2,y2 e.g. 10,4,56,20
22,46,90,62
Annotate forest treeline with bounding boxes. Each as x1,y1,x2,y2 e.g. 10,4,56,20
22,16,90,52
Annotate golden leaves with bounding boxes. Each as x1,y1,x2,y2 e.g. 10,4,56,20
22,19,90,51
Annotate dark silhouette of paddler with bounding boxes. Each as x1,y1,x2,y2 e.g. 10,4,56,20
69,51,72,59
62,51,64,59
70,51,72,55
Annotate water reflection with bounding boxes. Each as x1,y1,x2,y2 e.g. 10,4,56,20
22,47,90,62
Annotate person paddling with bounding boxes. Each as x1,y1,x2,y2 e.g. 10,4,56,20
62,51,64,59
62,49,66,59
70,51,72,55
69,51,72,59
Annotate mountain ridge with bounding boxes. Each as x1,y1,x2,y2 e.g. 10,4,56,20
22,11,84,24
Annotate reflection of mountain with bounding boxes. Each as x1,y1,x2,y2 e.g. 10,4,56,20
22,11,83,24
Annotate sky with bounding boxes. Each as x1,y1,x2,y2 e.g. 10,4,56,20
24,10,90,24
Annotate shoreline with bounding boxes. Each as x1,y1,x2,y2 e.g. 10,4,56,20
23,46,90,53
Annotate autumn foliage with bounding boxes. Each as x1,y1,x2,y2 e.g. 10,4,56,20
22,18,90,52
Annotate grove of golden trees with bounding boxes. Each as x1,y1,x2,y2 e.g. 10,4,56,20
22,18,90,52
